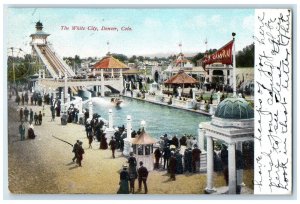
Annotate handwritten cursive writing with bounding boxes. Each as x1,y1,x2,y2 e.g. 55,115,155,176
254,9,292,194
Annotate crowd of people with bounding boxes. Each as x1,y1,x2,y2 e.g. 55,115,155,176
117,153,149,194
10,85,247,194
154,134,202,180
14,88,45,141
66,104,80,123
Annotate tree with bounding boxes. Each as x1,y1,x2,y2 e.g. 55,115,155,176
191,49,217,65
7,55,33,83
191,52,204,65
167,55,176,61
137,56,144,62
129,55,137,63
236,44,254,67
112,53,128,63
74,55,81,65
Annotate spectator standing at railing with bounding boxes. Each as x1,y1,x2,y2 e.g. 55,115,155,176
169,152,177,181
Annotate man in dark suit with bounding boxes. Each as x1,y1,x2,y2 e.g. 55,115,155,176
72,140,80,162
38,111,43,125
137,161,148,194
154,147,162,169
109,137,117,158
19,108,24,121
128,153,137,194
192,144,202,173
76,141,85,167
221,144,229,185
163,145,171,170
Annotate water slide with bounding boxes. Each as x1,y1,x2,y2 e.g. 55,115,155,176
33,44,58,78
33,44,75,78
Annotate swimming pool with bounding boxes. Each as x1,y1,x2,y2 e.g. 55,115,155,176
87,97,211,139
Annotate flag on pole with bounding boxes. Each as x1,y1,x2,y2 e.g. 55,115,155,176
202,40,234,69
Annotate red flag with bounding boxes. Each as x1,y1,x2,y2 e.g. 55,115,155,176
202,40,234,69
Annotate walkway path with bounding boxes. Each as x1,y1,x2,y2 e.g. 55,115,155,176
7,95,253,194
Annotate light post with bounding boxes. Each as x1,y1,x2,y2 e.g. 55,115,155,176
177,86,182,98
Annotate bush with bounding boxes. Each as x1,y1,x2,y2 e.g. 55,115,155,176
205,103,209,112
193,104,197,110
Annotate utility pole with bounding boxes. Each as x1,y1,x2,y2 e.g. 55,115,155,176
10,47,16,84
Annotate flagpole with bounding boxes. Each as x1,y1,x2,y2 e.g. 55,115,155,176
232,32,236,97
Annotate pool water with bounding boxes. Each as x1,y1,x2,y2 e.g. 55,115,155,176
86,97,211,139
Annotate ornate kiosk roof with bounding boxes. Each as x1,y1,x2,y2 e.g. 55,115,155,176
30,21,50,37
93,53,128,69
131,129,156,145
164,70,198,85
214,98,254,119
202,97,254,143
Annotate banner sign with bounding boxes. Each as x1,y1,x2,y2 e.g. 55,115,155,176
202,40,234,69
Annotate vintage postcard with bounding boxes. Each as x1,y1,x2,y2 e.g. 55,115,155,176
3,5,294,198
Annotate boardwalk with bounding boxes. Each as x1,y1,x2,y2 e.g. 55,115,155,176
7,94,253,194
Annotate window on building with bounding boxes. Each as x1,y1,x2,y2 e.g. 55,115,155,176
133,145,137,154
145,145,151,155
227,70,230,75
138,145,143,155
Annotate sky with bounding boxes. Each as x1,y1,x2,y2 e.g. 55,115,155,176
5,8,254,58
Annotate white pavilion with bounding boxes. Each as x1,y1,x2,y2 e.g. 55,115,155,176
202,96,254,194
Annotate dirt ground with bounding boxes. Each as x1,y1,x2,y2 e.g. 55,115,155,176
7,95,254,194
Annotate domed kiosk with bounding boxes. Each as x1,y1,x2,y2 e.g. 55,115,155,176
201,96,254,194
131,121,156,171
214,97,254,119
